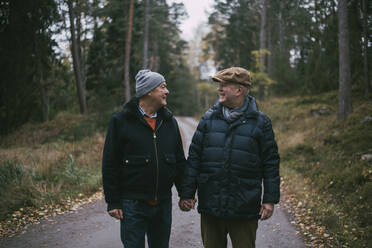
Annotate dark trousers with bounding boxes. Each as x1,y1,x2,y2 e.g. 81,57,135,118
120,199,172,248
201,213,258,248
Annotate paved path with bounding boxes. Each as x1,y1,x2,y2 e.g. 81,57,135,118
0,117,304,248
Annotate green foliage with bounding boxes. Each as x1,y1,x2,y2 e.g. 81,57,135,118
0,124,102,220
0,111,104,220
204,0,260,70
204,0,372,96
250,49,275,97
0,161,24,187
0,0,198,138
0,157,101,221
166,64,198,116
58,154,100,190
40,112,112,144
251,50,270,72
261,87,372,246
85,0,197,115
0,161,38,220
0,0,61,134
196,81,218,113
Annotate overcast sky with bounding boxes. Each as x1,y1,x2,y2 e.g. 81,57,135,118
167,0,214,41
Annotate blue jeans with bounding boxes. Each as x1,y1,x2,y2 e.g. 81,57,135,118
120,199,172,248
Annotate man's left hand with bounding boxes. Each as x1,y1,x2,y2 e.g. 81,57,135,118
178,199,196,211
260,203,274,220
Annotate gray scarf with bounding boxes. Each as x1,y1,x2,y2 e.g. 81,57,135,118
222,98,249,123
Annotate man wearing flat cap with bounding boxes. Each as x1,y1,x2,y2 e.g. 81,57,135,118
179,67,280,248
102,69,186,248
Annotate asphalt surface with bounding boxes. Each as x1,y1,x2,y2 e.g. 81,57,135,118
0,117,305,248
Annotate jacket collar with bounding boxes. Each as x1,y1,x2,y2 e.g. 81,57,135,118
211,95,259,119
122,97,173,121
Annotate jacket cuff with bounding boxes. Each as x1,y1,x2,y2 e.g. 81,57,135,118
262,194,280,204
179,192,195,199
107,202,122,211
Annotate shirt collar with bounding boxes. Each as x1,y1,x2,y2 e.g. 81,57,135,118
138,105,157,118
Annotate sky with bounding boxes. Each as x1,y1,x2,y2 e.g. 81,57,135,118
167,0,214,41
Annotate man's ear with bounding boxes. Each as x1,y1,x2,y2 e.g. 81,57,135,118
236,85,244,96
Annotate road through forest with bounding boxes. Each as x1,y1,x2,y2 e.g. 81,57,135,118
0,117,305,248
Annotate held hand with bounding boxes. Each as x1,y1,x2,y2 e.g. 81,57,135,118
178,199,191,211
182,199,196,211
108,209,123,219
260,203,274,220
179,199,196,211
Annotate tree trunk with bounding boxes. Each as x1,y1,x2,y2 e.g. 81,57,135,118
124,0,134,102
259,0,267,67
362,0,370,98
76,9,87,94
150,40,159,71
41,83,49,122
76,7,86,90
67,0,87,114
143,0,150,69
258,0,267,101
279,1,284,59
93,0,98,30
337,0,353,120
267,7,274,78
39,67,49,122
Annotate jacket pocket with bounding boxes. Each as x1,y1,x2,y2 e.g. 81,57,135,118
164,154,176,164
234,178,261,211
163,154,177,184
123,155,151,166
197,175,216,210
121,155,151,188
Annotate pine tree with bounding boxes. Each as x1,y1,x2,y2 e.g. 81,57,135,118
337,0,353,120
143,0,150,68
0,0,60,134
67,0,88,114
124,0,134,102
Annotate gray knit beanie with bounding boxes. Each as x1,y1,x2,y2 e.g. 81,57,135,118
135,69,165,98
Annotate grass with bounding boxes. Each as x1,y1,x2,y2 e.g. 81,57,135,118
260,87,372,247
0,110,114,222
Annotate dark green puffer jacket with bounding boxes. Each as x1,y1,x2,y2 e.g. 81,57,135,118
102,97,186,211
180,96,280,220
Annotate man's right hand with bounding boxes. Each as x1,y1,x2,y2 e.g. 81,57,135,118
179,199,196,211
108,209,123,219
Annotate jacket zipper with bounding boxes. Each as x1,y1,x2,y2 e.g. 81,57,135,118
153,120,163,201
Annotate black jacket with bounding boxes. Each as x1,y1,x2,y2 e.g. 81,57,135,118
102,97,186,211
180,96,280,219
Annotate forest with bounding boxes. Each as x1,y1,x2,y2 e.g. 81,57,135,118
1,0,371,134
0,0,371,247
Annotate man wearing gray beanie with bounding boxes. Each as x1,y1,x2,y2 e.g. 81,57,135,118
135,69,166,98
102,69,186,248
